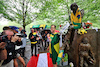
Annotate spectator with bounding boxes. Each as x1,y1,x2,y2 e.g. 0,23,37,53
44,31,48,50
37,30,42,40
29,28,38,56
37,30,42,48
47,25,60,67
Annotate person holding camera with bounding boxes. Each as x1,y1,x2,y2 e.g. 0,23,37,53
11,28,26,67
1,27,22,67
19,29,27,57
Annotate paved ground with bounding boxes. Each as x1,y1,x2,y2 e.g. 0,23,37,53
58,66,70,67
17,41,70,67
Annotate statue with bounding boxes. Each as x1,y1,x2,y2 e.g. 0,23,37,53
61,30,72,50
79,37,96,67
70,3,82,29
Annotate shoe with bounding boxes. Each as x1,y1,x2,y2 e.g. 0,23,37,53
32,54,33,56
35,55,37,57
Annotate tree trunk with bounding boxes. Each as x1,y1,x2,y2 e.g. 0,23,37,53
22,0,28,29
22,0,25,29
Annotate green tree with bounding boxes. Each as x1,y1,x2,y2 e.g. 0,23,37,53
1,0,100,29
0,0,14,20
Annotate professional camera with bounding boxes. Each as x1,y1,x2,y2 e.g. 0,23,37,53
0,35,8,42
0,32,23,42
0,33,24,43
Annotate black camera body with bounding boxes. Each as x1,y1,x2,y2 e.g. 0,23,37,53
0,33,24,43
0,35,8,42
16,33,25,37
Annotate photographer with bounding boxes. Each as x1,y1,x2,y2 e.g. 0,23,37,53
19,29,27,57
1,27,22,67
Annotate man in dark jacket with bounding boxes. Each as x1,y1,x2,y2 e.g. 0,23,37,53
29,28,38,56
1,27,22,67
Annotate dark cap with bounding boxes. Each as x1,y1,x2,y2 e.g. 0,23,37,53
3,26,12,30
21,29,26,33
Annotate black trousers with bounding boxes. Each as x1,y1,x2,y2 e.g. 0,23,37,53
45,40,47,47
31,44,36,56
39,39,43,47
47,42,49,47
45,40,49,47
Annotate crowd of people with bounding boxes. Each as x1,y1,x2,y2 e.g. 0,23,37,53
0,3,87,67
0,24,59,67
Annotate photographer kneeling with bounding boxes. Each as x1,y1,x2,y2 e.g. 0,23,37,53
1,27,22,67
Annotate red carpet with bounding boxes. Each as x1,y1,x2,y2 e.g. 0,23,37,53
27,53,53,67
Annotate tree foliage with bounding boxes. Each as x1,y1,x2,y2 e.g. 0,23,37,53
0,0,100,28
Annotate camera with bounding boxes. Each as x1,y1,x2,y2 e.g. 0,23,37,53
0,35,8,42
15,33,25,37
